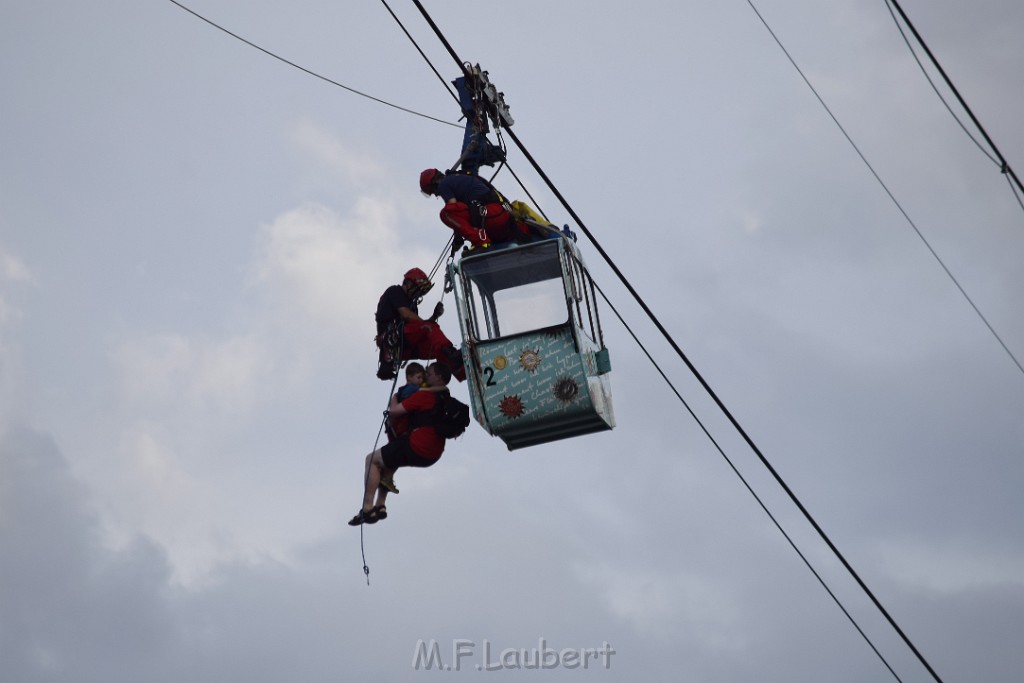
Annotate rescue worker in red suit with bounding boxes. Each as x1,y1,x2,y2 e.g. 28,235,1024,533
419,168,529,249
375,268,465,382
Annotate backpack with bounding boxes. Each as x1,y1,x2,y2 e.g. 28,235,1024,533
433,392,471,439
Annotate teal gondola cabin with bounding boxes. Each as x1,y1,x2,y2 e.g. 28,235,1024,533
448,233,614,450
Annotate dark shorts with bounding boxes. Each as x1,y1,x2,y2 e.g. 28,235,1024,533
381,435,439,470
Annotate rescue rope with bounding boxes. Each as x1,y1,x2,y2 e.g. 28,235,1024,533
359,335,403,585
428,236,454,283
362,327,405,589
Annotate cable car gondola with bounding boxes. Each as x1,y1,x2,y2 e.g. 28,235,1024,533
448,225,614,450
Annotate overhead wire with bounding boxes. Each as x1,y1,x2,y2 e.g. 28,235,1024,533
372,1,551,222
165,0,461,129
884,0,1024,200
166,0,551,224
885,1,998,167
885,0,1024,214
742,0,1024,381
377,0,459,105
501,161,551,223
1005,172,1024,212
343,0,550,222
593,282,905,682
404,1,943,681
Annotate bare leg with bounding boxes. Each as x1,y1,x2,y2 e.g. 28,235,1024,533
362,449,384,511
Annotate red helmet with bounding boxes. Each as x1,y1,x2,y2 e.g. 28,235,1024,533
404,267,428,282
419,168,442,194
403,267,433,297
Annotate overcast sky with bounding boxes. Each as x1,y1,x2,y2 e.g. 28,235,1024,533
2,1,1022,681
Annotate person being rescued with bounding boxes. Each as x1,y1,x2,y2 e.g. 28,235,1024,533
419,168,534,250
378,361,446,497
375,267,466,382
349,362,454,526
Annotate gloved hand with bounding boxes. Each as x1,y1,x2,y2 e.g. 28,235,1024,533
430,301,445,321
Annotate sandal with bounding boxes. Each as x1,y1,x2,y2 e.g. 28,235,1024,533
347,508,374,526
373,505,388,521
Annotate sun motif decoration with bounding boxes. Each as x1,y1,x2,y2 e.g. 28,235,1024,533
498,394,525,418
519,348,542,373
553,376,580,402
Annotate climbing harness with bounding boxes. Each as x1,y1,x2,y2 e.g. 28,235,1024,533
375,320,404,381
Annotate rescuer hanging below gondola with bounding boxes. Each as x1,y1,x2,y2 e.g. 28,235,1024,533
374,267,466,382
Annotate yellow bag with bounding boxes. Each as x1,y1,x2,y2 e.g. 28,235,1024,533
509,200,552,226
